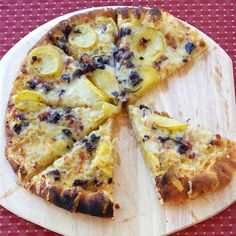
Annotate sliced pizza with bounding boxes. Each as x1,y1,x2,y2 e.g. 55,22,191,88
128,105,236,204
27,119,115,217
5,102,118,182
115,7,207,103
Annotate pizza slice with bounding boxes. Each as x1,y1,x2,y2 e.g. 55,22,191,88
6,102,118,182
128,105,236,203
27,119,115,217
115,7,207,103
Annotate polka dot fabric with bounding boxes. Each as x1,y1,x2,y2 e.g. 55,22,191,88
0,0,235,235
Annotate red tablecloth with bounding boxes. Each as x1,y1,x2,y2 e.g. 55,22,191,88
0,0,236,235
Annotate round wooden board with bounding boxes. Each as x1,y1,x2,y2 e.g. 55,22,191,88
0,7,235,236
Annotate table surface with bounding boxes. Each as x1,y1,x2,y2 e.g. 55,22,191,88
0,0,236,235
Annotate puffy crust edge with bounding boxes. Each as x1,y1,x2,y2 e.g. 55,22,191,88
157,140,236,204
29,182,114,217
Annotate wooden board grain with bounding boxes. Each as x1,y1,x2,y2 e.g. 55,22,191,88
0,7,235,236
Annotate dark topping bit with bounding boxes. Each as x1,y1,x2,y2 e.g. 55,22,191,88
90,133,101,142
23,121,29,127
183,58,188,63
58,89,65,97
37,111,50,121
139,56,144,60
60,21,73,41
78,54,97,73
185,42,196,54
151,125,157,130
31,56,37,62
175,137,183,143
118,27,132,38
113,48,126,63
73,69,84,78
154,55,168,70
48,112,61,124
165,33,177,49
210,134,221,146
188,152,196,159
158,136,170,143
101,24,107,33
61,73,71,83
84,141,97,152
92,177,103,186
115,203,120,209
92,55,110,69
13,124,21,135
42,84,52,92
17,113,25,120
73,179,88,189
108,178,113,184
139,37,150,49
73,29,81,33
62,129,72,137
111,91,119,97
48,169,60,181
123,51,134,60
129,71,143,87
27,80,37,89
177,143,189,155
47,31,70,55
139,104,150,110
126,61,134,68
142,134,150,142
160,172,169,185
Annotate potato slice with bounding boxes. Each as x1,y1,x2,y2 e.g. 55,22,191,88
14,90,46,105
28,45,64,78
131,28,166,62
89,139,113,178
79,78,110,104
95,16,118,36
93,102,119,118
69,25,97,49
15,101,46,112
45,126,75,155
90,67,120,98
133,66,161,97
149,114,189,131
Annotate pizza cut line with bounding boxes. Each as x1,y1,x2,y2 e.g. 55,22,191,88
5,7,234,218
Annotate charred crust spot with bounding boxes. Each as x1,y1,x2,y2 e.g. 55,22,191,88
148,8,162,21
160,172,169,186
134,8,142,19
48,169,61,181
161,189,170,201
119,8,130,19
77,193,113,217
48,187,77,211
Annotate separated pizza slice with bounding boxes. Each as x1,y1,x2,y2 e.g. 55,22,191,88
115,7,207,103
128,105,236,204
6,102,118,182
27,119,115,217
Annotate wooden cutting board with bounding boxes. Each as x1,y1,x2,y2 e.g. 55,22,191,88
0,7,235,236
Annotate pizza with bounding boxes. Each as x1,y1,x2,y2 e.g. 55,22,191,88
27,120,114,217
128,105,236,203
7,6,233,219
6,101,118,182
